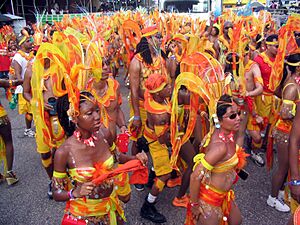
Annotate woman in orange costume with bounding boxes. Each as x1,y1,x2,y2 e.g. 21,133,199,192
269,53,300,213
52,91,147,225
0,79,23,185
186,94,248,225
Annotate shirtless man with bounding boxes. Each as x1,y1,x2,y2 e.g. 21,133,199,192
128,25,169,191
241,47,265,166
91,57,127,141
224,50,264,166
10,33,35,137
23,58,65,198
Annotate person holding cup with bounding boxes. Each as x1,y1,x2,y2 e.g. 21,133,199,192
23,57,66,199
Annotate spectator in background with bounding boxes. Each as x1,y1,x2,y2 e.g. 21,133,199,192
0,42,10,79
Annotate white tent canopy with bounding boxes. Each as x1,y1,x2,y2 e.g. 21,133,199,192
3,14,26,35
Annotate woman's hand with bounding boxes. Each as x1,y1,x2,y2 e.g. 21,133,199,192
191,202,204,222
136,151,148,166
73,182,96,198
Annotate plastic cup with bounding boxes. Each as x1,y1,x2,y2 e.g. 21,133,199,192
116,132,130,153
48,97,57,116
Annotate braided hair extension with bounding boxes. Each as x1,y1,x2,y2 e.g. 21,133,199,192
224,53,240,77
56,94,75,137
135,37,168,66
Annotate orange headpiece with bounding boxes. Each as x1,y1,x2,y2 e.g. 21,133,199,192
142,25,158,37
145,74,167,93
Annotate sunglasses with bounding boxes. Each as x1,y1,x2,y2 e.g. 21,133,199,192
223,110,241,120
224,27,233,30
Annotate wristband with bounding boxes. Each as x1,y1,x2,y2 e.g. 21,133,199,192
133,116,141,120
286,180,300,186
68,188,75,200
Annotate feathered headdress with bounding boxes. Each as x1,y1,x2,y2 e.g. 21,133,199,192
170,52,231,168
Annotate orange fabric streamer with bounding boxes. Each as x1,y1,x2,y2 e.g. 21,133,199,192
92,160,148,185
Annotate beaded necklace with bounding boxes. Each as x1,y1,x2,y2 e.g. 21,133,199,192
218,131,234,143
73,130,98,147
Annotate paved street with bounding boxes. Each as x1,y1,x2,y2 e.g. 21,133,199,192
0,75,291,225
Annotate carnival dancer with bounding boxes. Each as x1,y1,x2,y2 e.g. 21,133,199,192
11,31,35,137
0,79,23,185
0,40,11,80
218,21,233,66
267,54,300,213
53,91,147,225
288,97,300,225
91,58,127,141
128,25,169,191
23,57,66,198
225,49,265,166
254,34,278,149
140,73,196,223
186,94,248,225
0,25,16,80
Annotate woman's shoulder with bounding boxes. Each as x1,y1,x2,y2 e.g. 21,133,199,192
206,139,226,153
56,137,75,154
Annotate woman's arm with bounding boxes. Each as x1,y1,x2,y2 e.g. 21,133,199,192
189,142,227,219
52,146,71,202
0,79,22,88
280,85,297,120
52,145,95,201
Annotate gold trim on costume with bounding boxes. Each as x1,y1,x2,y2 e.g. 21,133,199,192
265,41,278,45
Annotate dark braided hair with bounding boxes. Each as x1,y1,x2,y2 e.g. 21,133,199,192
281,53,300,87
135,37,168,66
57,91,94,137
255,34,262,50
217,94,235,121
224,53,240,77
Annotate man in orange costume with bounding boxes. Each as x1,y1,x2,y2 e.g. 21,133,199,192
128,25,169,191
254,34,278,149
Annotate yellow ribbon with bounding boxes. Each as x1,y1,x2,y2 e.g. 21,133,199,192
192,153,214,171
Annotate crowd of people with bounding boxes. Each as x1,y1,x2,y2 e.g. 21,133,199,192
0,8,300,225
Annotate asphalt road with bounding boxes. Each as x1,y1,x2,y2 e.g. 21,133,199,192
0,73,291,225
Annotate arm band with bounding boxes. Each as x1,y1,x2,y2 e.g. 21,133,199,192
53,171,67,179
193,153,214,171
282,99,296,117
